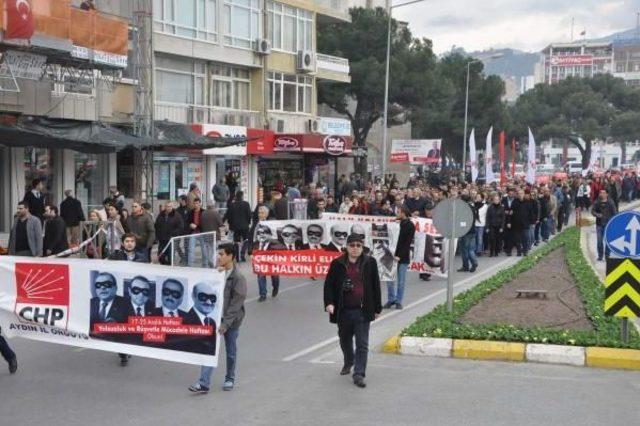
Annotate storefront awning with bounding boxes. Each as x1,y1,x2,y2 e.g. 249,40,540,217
0,117,247,154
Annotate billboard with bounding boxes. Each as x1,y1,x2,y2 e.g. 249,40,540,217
390,139,441,164
548,55,594,67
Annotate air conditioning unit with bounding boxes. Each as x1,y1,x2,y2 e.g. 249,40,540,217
308,118,320,133
270,118,285,133
255,38,272,55
297,50,316,73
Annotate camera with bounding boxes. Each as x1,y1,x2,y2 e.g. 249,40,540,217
342,277,354,293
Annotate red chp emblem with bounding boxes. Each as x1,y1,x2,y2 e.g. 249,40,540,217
323,135,346,156
15,263,70,329
6,0,35,40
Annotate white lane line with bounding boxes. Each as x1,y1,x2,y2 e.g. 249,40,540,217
245,280,318,303
283,257,516,362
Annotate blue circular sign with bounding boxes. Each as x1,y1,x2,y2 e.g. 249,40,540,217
604,211,640,258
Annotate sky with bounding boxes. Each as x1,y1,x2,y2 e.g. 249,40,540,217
392,0,638,54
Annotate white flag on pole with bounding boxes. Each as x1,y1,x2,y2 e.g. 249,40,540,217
526,127,536,184
485,126,496,184
469,128,478,182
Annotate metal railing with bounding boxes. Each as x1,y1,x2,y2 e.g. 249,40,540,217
316,53,350,74
155,102,262,127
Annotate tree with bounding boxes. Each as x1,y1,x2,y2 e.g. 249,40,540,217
317,7,436,174
612,111,640,163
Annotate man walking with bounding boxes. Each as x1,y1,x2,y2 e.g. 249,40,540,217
224,191,252,262
8,202,43,257
189,242,247,394
592,190,618,261
125,201,155,263
155,202,184,265
324,233,382,389
384,207,415,310
0,331,17,374
23,178,46,223
43,205,69,256
59,190,85,246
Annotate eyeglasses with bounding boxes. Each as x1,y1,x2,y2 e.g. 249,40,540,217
162,288,182,299
95,281,115,289
131,287,149,296
307,230,323,237
281,232,297,238
348,243,363,248
197,293,217,303
333,231,348,238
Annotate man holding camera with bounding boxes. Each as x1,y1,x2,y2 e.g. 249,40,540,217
323,233,382,389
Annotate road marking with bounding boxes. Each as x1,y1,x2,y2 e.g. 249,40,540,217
244,280,318,303
283,257,516,362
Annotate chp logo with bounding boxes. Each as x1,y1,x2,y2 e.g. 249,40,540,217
323,135,347,156
14,263,70,329
274,136,300,150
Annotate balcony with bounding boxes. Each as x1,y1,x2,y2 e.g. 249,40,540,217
316,0,351,23
316,53,351,83
155,102,263,128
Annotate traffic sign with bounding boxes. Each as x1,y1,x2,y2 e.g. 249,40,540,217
605,258,640,318
433,199,474,239
605,211,640,258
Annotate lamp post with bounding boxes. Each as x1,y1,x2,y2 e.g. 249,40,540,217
461,53,502,182
381,0,428,181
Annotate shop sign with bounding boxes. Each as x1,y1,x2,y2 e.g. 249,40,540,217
548,55,593,67
317,117,351,136
274,136,301,151
323,135,347,156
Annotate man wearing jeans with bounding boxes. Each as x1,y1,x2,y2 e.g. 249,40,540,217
190,243,247,394
459,196,479,272
0,333,17,374
591,190,617,261
384,207,415,310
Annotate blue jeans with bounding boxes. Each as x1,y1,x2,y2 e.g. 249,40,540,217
461,233,478,270
534,222,541,243
525,225,534,252
187,236,210,267
0,336,15,362
475,226,485,254
198,327,239,388
257,275,280,297
387,263,408,304
596,225,610,259
338,308,370,378
540,218,550,241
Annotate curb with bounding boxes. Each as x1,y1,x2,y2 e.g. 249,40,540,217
389,336,640,370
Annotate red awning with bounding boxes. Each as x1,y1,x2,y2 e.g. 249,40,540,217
272,134,352,156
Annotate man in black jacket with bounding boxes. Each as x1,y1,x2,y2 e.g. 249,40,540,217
23,178,46,223
591,190,618,261
224,191,252,262
510,190,529,256
324,233,382,389
155,202,184,265
108,233,150,263
384,207,415,309
59,190,85,246
43,205,69,256
501,188,516,256
486,194,505,257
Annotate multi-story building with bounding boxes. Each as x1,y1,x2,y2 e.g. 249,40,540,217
613,36,640,86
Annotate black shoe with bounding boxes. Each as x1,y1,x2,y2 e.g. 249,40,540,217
8,357,17,374
469,265,477,273
517,252,522,257
272,287,279,298
353,376,366,388
119,354,130,366
395,303,403,310
506,253,512,257
258,295,267,302
188,383,210,394
457,267,469,272
383,301,395,309
340,364,352,375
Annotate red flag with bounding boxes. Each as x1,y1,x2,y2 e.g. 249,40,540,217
499,131,506,185
511,138,516,177
6,0,35,40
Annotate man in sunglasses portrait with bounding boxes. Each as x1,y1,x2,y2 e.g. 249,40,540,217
150,278,187,318
183,282,219,355
89,272,129,333
326,223,350,252
126,276,154,318
278,224,303,251
301,224,327,250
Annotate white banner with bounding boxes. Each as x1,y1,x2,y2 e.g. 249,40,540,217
485,126,496,184
390,139,442,165
526,127,536,184
469,128,478,183
0,257,224,366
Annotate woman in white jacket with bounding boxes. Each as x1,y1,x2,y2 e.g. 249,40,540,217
474,193,489,255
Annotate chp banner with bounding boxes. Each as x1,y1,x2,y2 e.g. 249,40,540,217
390,139,441,165
0,257,224,366
251,213,446,280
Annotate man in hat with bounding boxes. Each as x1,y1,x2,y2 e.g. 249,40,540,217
323,233,382,389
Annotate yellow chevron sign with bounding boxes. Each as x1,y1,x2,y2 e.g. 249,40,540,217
605,259,640,318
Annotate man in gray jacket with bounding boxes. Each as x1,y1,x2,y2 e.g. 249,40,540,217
189,242,247,394
125,201,155,262
9,202,43,257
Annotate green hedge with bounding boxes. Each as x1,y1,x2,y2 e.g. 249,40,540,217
403,227,640,348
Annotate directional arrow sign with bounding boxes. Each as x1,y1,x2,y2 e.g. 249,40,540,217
605,258,640,317
605,211,640,258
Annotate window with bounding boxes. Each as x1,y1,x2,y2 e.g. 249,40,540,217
268,71,312,113
223,0,261,49
211,64,251,110
155,55,206,105
49,66,96,96
267,1,313,53
154,0,217,42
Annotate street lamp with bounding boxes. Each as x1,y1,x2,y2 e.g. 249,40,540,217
381,0,428,181
461,53,503,181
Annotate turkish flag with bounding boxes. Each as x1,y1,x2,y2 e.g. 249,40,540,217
6,0,35,40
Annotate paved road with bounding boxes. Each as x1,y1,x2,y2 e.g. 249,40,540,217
2,220,640,425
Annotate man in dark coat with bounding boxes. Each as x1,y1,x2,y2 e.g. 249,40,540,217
89,272,129,337
108,233,150,263
155,202,184,264
385,207,415,309
182,282,218,356
23,178,46,223
324,233,382,389
510,190,529,256
59,190,85,246
486,194,505,257
43,205,69,256
223,191,252,262
592,190,618,261
501,188,516,256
